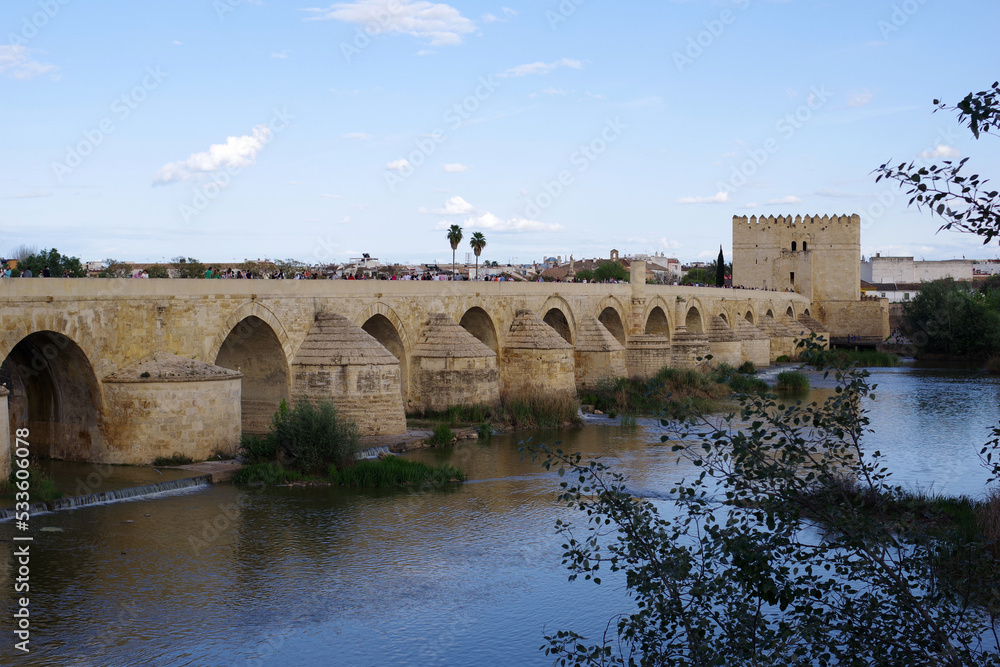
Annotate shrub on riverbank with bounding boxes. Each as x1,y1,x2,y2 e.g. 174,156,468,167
775,370,810,393
233,462,303,485
426,423,455,446
409,391,580,432
329,457,465,488
1,465,62,502
239,399,360,474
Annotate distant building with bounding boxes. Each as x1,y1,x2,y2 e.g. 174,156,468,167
861,254,973,284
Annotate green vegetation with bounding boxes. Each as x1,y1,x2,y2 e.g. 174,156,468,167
329,457,465,488
476,422,493,441
408,392,580,433
680,267,712,285
531,340,1000,665
775,354,791,362
710,362,769,394
98,259,133,278
618,413,637,429
583,366,731,419
14,248,86,277
447,224,463,279
593,261,629,283
426,423,455,446
238,399,359,474
775,369,810,393
470,231,487,278
900,278,1000,358
152,453,193,466
233,462,303,485
1,466,62,502
170,257,206,279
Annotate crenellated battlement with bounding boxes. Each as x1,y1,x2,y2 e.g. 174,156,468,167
733,214,860,227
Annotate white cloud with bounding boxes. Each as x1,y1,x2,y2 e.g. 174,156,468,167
271,51,291,59
303,0,476,46
585,91,605,100
676,191,730,205
498,58,582,78
815,188,868,199
4,190,50,199
847,90,873,108
172,40,183,46
436,212,563,233
415,49,436,56
319,193,346,199
482,7,516,22
541,87,566,96
919,144,961,159
765,195,802,205
342,131,372,140
386,158,411,171
442,163,470,173
153,125,273,184
421,195,474,215
0,45,58,81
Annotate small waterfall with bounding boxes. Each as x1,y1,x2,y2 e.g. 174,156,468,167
355,446,392,460
0,475,212,520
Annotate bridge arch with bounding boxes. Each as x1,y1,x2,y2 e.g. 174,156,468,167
209,301,294,363
744,309,756,325
684,301,705,334
214,315,290,435
540,296,576,345
643,298,672,340
459,307,499,354
596,296,628,346
356,302,411,401
785,304,796,319
1,330,103,461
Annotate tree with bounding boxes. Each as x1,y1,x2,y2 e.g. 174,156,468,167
447,224,463,280
171,257,206,279
9,244,38,262
715,245,725,287
145,264,169,279
98,259,134,278
532,340,1000,665
875,81,1000,244
902,278,1000,357
14,248,85,277
681,267,712,285
593,261,628,283
469,232,486,280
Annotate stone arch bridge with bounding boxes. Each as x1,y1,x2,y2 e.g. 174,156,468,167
0,263,821,466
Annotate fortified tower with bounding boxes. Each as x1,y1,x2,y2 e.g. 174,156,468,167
733,214,887,339
732,214,860,300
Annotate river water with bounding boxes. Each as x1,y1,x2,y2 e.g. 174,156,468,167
2,364,999,666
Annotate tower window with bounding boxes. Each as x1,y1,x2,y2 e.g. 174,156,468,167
791,241,797,251
803,241,808,251
790,272,795,285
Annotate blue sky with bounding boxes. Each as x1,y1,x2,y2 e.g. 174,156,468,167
1,0,998,266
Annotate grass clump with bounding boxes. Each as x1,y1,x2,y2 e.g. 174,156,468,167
152,453,194,466
477,422,493,442
1,466,62,502
328,456,465,488
775,354,791,363
238,399,359,475
426,423,455,446
497,391,580,430
775,370,810,394
710,362,769,394
233,462,303,485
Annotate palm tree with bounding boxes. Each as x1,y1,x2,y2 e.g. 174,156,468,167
469,232,486,280
447,224,463,280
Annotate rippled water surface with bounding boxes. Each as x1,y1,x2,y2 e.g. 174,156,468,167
2,363,998,666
